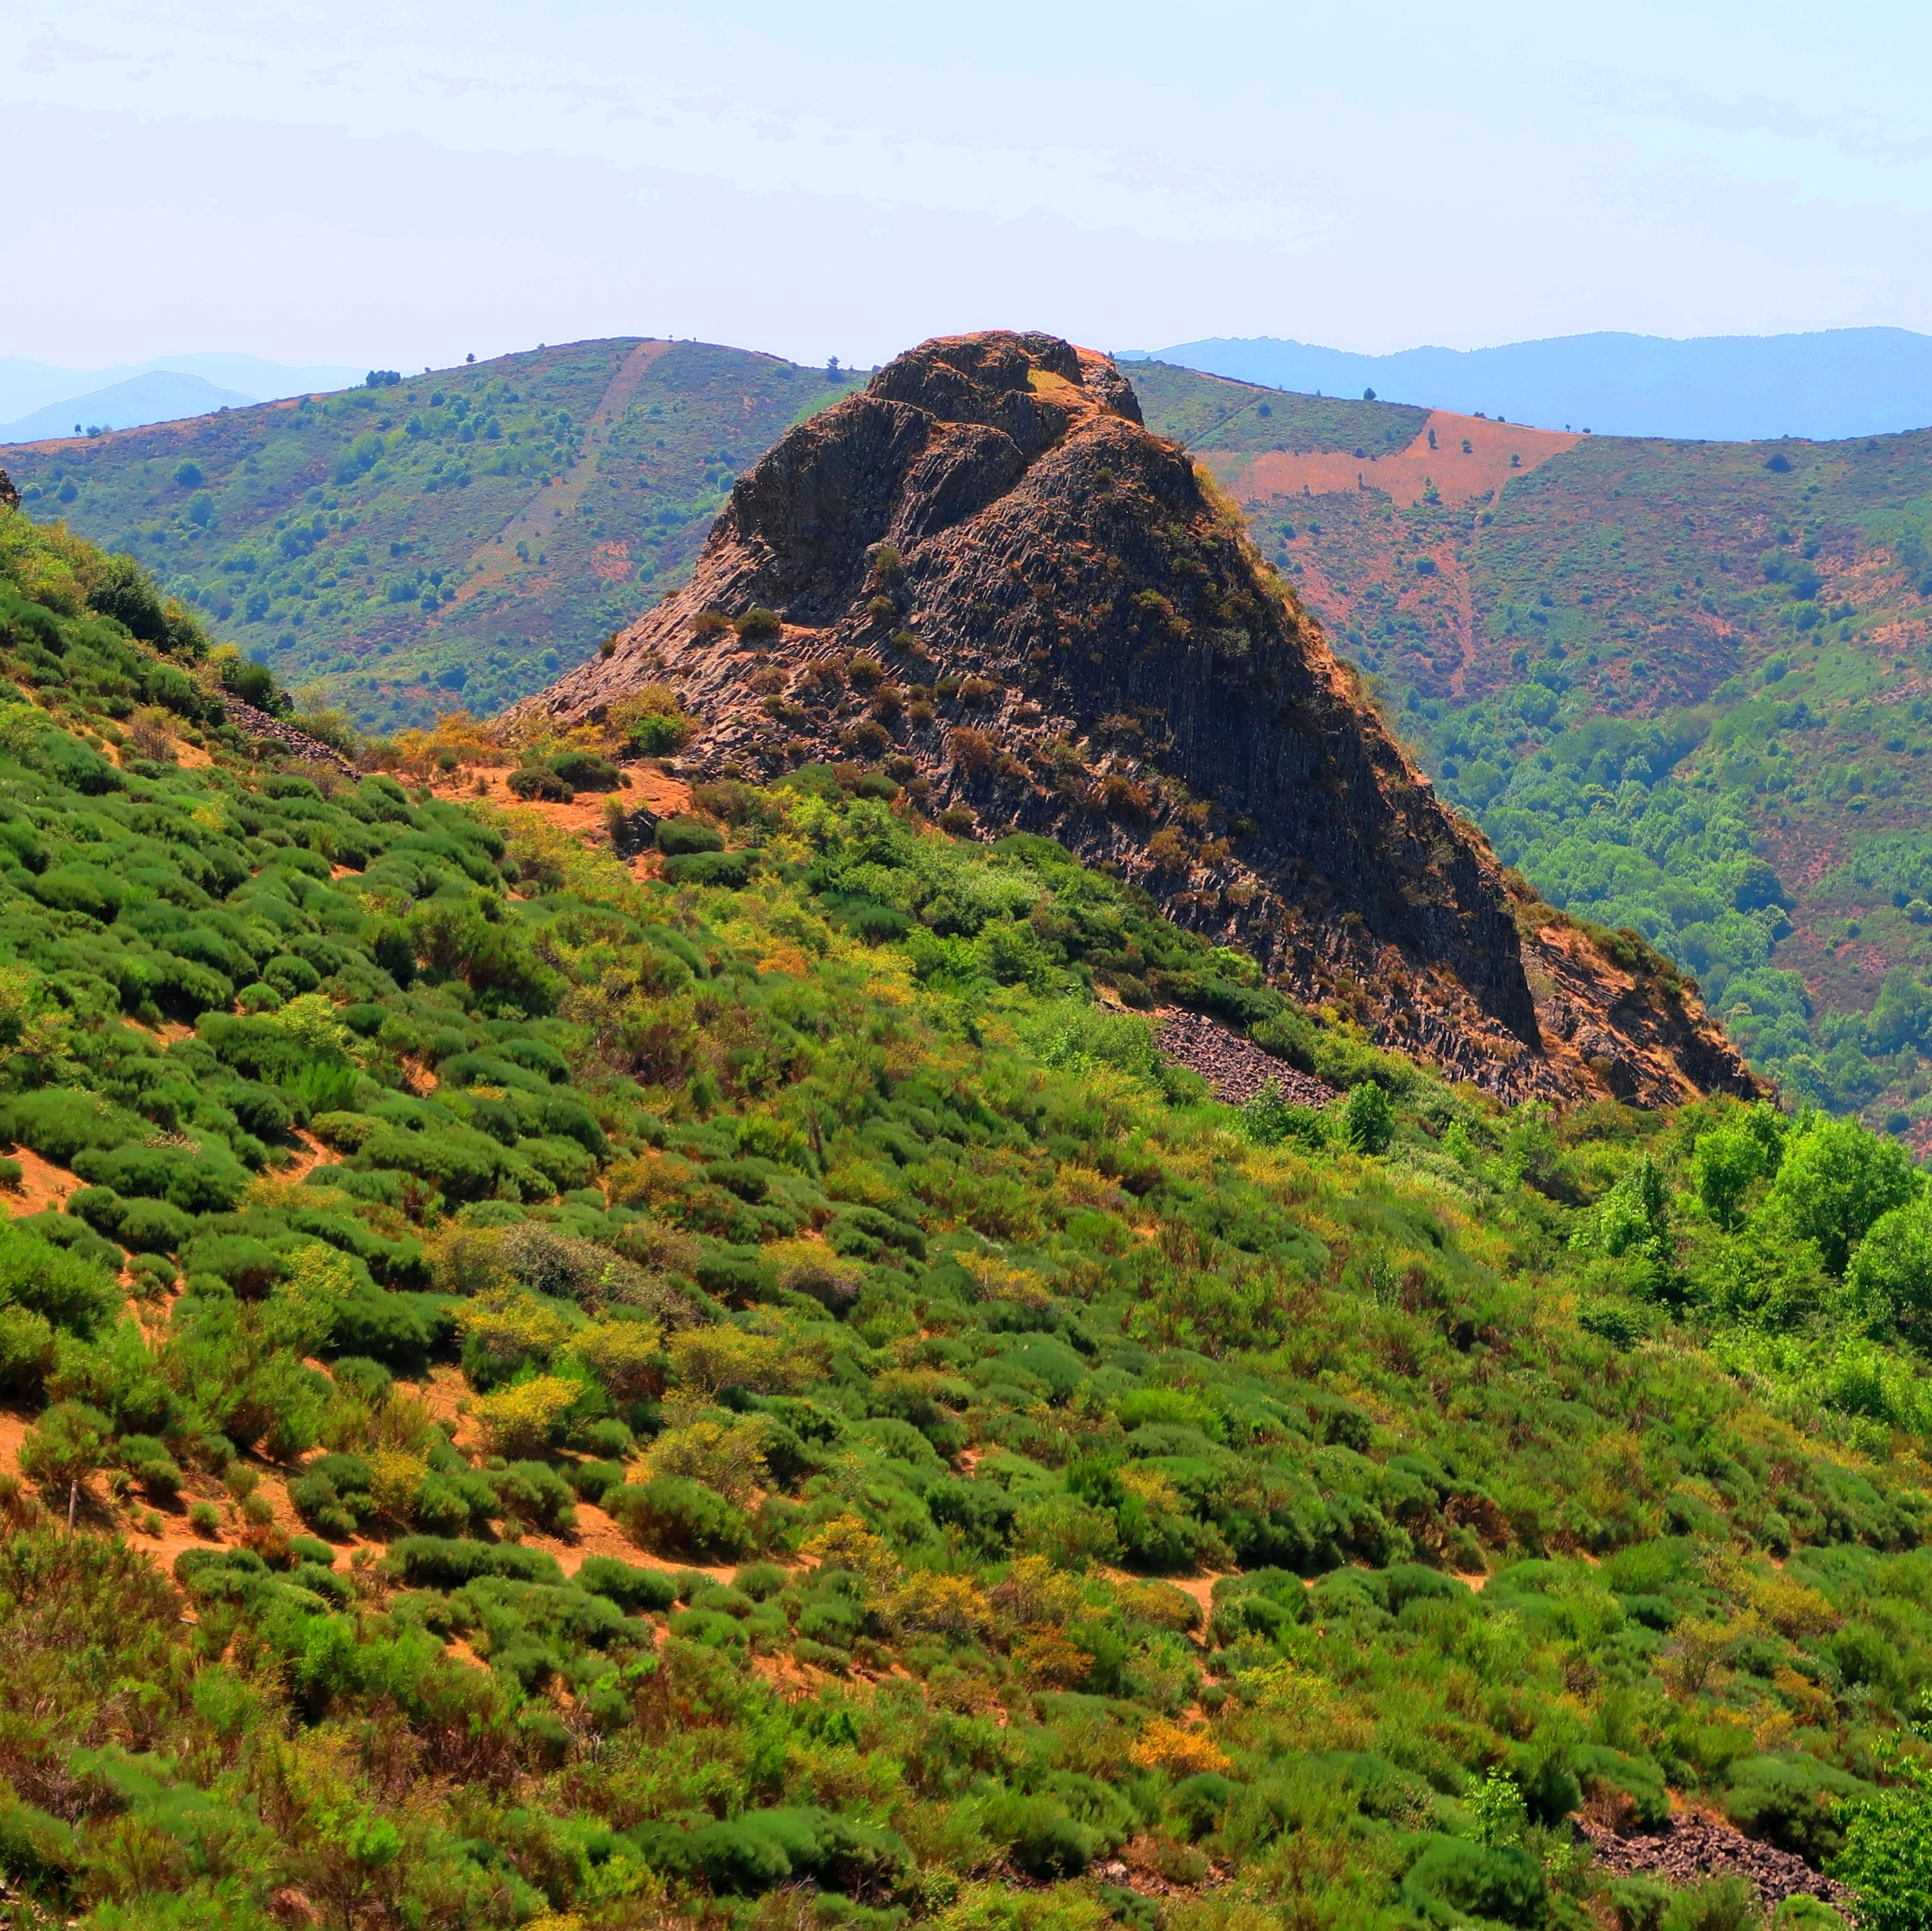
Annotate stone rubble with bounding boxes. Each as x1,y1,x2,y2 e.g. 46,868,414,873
1579,1814,1853,1913
1154,1008,1336,1109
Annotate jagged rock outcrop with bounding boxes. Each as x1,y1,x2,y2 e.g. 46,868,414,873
519,331,1755,1105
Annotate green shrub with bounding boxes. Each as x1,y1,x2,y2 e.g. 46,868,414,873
656,818,725,856
18,1401,110,1497
179,1234,285,1296
518,1133,597,1193
628,711,693,754
493,1459,577,1530
661,849,754,888
508,765,572,801
0,1089,145,1163
116,1197,196,1254
264,953,322,998
547,750,621,790
605,1476,752,1560
982,1793,1100,1879
566,1458,626,1504
1400,1836,1547,1929
0,1795,76,1900
116,1434,183,1498
1723,1755,1871,1863
733,608,783,643
0,1221,119,1335
576,1556,680,1613
658,1806,909,1897
385,1536,565,1589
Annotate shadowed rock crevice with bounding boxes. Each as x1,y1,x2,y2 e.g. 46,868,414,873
519,331,1754,1106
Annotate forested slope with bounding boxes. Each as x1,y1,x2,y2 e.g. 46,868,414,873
1132,364,1932,1135
6,500,1932,1929
0,342,849,734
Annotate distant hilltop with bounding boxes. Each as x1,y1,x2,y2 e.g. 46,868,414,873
0,353,362,442
1128,327,1932,442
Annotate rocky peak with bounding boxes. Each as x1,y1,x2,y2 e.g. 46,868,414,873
518,331,1755,1106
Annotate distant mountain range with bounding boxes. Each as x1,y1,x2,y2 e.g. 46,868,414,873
0,372,258,443
1127,328,1932,442
0,353,363,441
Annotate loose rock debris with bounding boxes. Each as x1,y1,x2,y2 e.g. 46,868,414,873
1580,1815,1852,1912
1155,1009,1336,1109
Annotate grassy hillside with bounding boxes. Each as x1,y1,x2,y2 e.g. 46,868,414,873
0,341,849,736
1124,361,1426,458
8,501,1932,1927
1133,365,1932,1134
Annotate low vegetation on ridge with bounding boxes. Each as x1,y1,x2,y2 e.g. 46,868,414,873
6,505,1932,1929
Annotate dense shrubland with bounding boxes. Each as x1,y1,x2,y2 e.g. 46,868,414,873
7,508,1932,1929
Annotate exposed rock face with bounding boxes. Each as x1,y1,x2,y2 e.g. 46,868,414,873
520,331,1755,1105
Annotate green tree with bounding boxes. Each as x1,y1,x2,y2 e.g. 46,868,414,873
1833,1758,1932,1931
1847,1198,1932,1332
1467,1767,1527,1849
1768,1114,1923,1275
1341,1082,1395,1155
1595,1155,1671,1258
1691,1102,1789,1230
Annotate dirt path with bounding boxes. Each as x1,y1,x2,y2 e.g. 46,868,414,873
278,1129,331,1184
453,340,676,609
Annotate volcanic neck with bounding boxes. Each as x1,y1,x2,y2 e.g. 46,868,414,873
521,330,1755,1106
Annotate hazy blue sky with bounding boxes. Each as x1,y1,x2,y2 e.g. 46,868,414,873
9,0,1932,372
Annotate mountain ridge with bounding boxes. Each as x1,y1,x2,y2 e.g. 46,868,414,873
0,338,851,731
1137,326,1932,441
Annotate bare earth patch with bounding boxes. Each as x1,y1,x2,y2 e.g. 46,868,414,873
1216,409,1581,512
3,1146,78,1218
